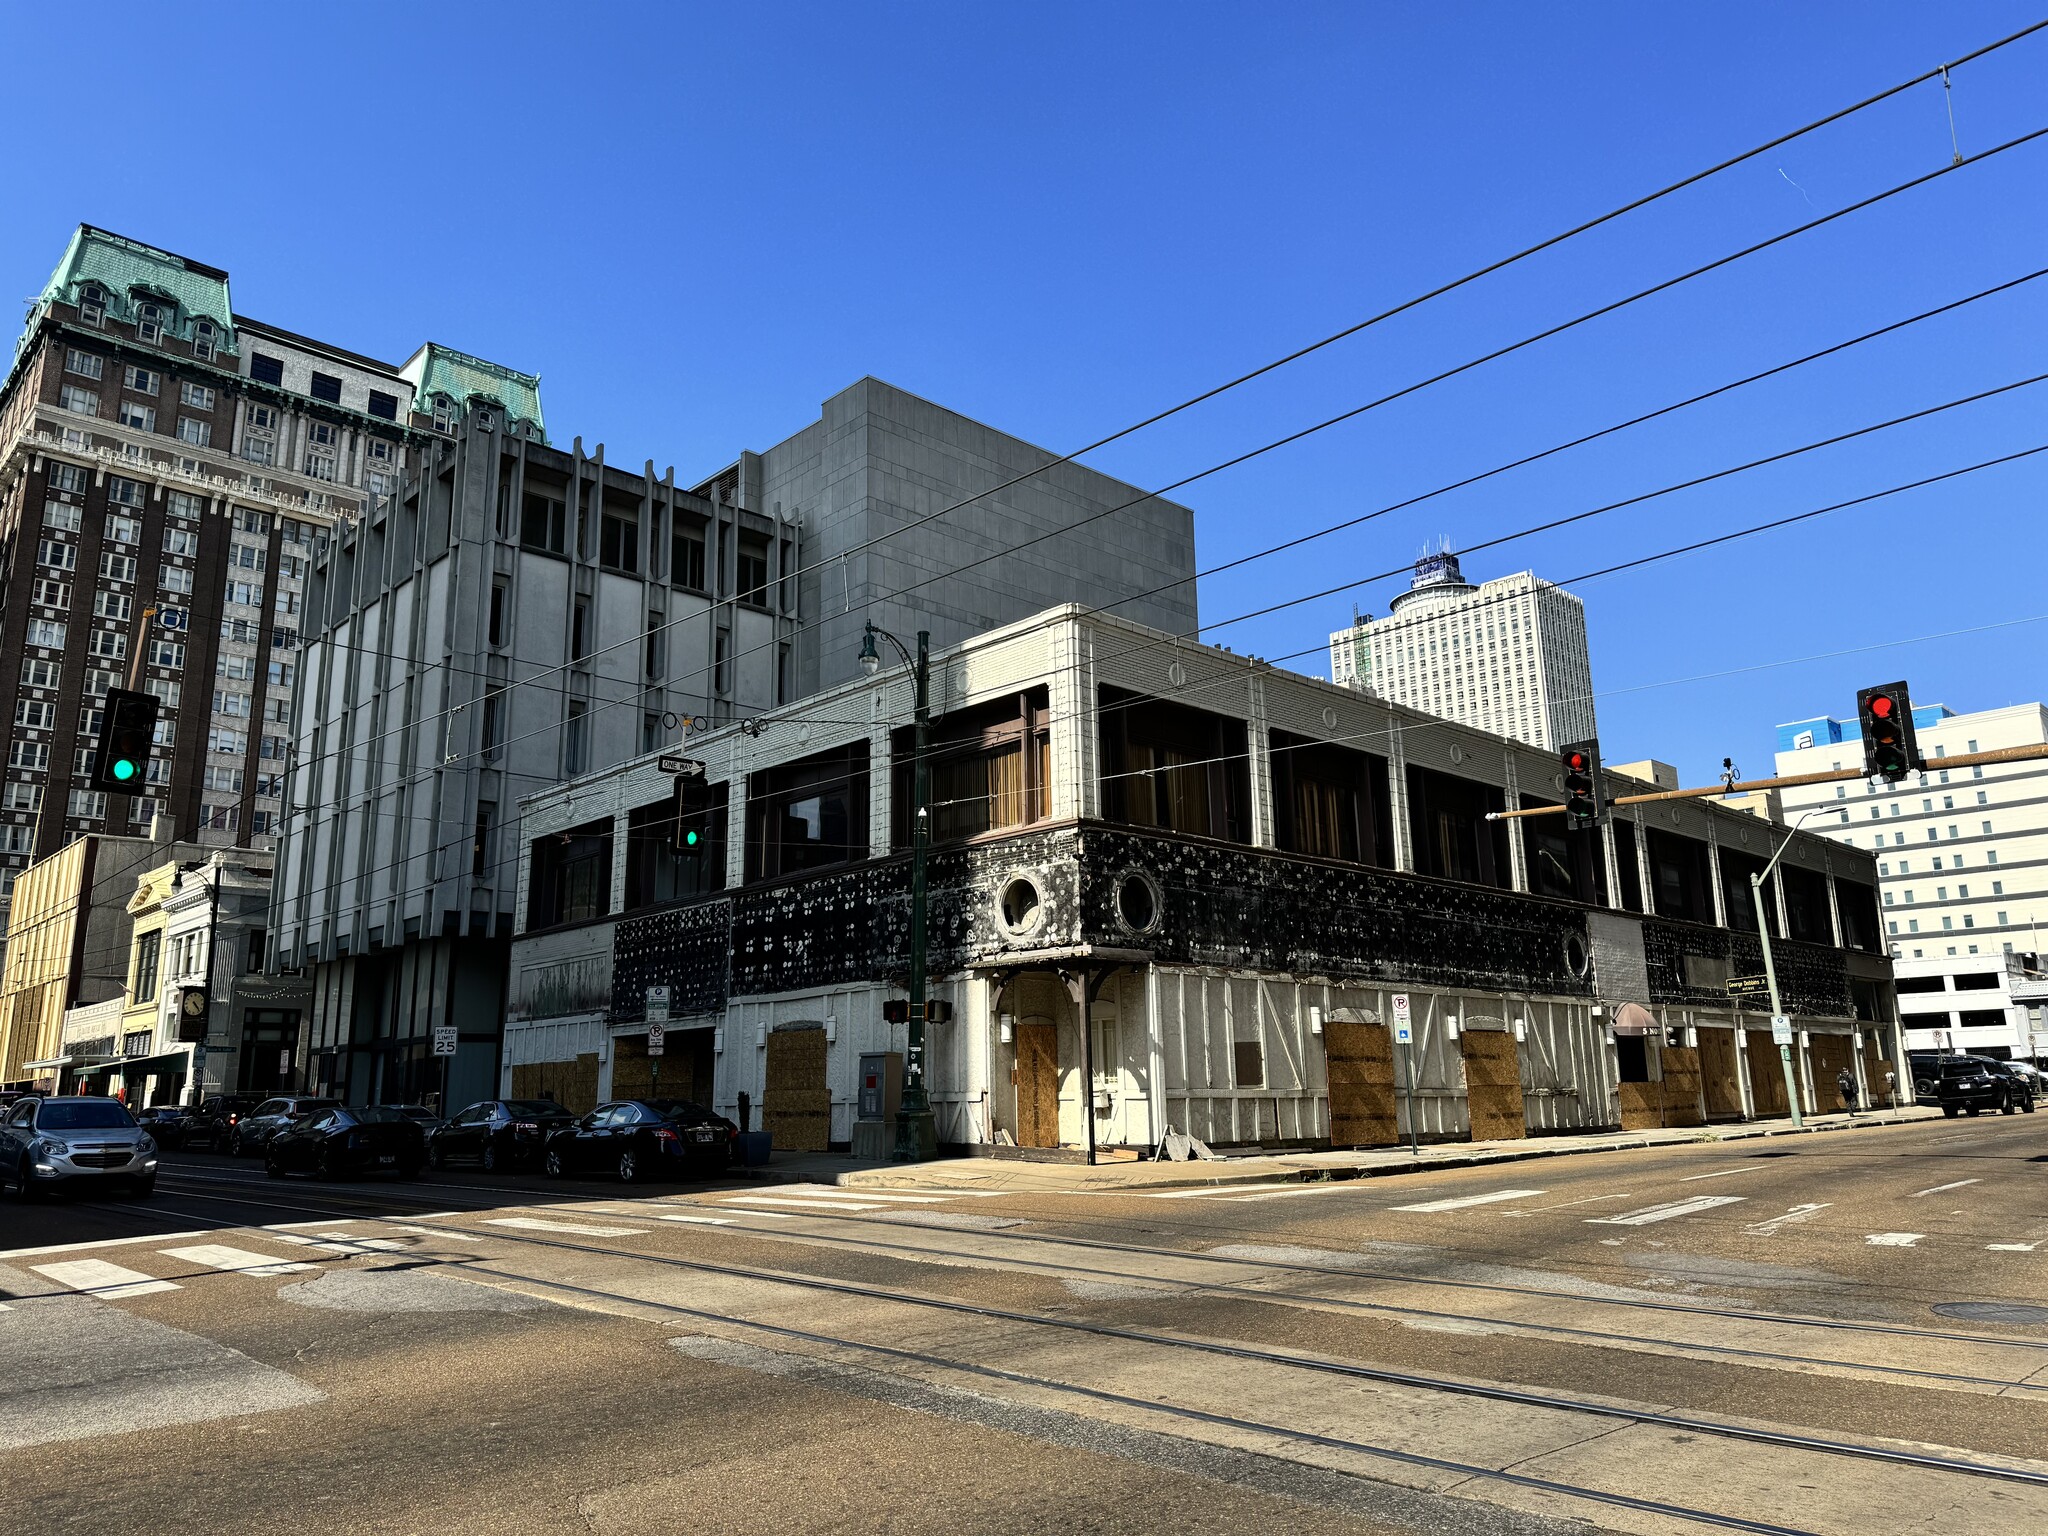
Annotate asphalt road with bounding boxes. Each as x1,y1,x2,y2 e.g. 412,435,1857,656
4,1117,2044,1535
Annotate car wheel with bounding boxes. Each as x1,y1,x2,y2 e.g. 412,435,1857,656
544,1149,565,1178
14,1156,40,1201
428,1142,446,1170
265,1154,284,1179
2024,1096,2037,1114
1943,1105,1960,1117
1967,1105,1981,1117
617,1149,640,1184
481,1142,501,1174
130,1176,156,1199
2001,1095,2018,1116
228,1131,245,1158
317,1148,339,1180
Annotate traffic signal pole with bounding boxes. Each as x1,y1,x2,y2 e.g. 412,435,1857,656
1487,740,2048,821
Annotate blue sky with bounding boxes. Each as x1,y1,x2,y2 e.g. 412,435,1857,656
4,3,2042,782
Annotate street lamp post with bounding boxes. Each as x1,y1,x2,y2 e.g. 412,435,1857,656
1751,805,1826,1129
860,622,937,1161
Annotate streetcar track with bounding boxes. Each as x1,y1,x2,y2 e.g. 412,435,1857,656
78,1180,2048,1494
132,1163,2048,1356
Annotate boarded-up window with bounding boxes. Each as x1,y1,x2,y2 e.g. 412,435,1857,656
1233,1040,1264,1087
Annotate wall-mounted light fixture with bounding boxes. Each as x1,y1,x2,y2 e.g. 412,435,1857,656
1445,1015,1462,1041
1512,1018,1528,1042
998,1013,1015,1044
1307,1005,1323,1036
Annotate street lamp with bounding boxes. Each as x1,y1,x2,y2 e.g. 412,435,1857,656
1752,805,1826,1128
861,620,937,1161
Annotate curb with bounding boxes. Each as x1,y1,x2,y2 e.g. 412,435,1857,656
831,1110,1940,1195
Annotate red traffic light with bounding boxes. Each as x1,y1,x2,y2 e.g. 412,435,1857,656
1565,751,1586,771
1869,694,1894,719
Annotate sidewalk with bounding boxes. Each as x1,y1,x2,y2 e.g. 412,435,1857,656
790,1105,1946,1197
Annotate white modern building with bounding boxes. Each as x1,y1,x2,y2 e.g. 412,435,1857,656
1775,700,2048,1062
1328,552,1596,751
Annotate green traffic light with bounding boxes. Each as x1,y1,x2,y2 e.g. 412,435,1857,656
684,829,700,846
112,758,138,782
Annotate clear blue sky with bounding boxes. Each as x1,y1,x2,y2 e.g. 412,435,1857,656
5,3,2042,783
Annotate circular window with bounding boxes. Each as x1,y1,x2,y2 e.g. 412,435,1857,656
1320,706,1339,730
996,874,1044,939
1114,869,1162,937
1563,931,1592,980
1167,660,1188,688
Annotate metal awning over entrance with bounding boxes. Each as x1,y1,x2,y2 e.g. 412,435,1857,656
77,1050,191,1078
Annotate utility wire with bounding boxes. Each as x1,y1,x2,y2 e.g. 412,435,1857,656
285,55,2048,790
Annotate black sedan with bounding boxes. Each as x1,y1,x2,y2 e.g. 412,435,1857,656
134,1105,195,1149
265,1106,427,1180
430,1099,577,1172
543,1099,733,1184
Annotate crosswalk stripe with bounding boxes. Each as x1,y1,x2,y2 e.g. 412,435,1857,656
1394,1189,1545,1213
806,1191,948,1204
1745,1203,1830,1234
1989,1242,2041,1252
269,1232,408,1255
31,1259,180,1299
388,1225,484,1242
1587,1195,1746,1226
482,1218,646,1237
717,1196,888,1212
159,1244,316,1277
1865,1232,1925,1247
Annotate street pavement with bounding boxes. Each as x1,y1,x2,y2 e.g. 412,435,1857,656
3,1118,2044,1535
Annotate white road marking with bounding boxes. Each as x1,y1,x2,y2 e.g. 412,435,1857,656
1865,1232,1926,1247
1224,1185,1352,1201
1392,1189,1546,1213
268,1233,408,1255
1130,1186,1249,1199
645,1213,734,1226
1745,1203,1831,1235
259,1218,359,1231
769,1185,948,1204
1680,1167,1766,1181
1989,1242,2041,1252
159,1244,316,1277
717,1196,888,1212
481,1218,647,1237
1911,1179,1981,1198
1587,1195,1746,1226
1535,1193,1631,1210
388,1226,484,1242
4,1229,220,1260
31,1259,180,1299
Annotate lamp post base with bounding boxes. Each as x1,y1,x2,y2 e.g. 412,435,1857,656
891,1104,937,1162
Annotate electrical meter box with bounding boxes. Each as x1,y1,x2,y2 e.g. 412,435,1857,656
857,1052,904,1122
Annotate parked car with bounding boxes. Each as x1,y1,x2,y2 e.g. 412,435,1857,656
180,1093,267,1152
229,1096,341,1157
1987,1061,2039,1113
134,1105,195,1149
430,1099,577,1172
1,1095,158,1199
265,1105,426,1180
385,1104,445,1138
543,1099,734,1184
1929,1055,2025,1117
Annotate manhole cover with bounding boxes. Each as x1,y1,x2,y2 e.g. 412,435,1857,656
1932,1302,2048,1326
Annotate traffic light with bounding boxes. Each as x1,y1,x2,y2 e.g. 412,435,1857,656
1560,738,1605,832
1856,682,1921,783
90,688,158,796
671,773,709,858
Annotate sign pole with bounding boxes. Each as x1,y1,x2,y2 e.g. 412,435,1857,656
1391,992,1418,1155
1753,872,1803,1128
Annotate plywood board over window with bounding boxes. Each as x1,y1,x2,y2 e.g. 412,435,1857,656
1324,1016,1396,1147
1698,1026,1745,1120
1461,1028,1526,1141
763,1022,830,1151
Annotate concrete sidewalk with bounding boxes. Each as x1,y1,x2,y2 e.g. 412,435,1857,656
795,1105,1946,1196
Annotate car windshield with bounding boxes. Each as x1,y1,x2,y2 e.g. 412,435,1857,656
640,1099,717,1125
504,1100,565,1118
39,1101,137,1130
349,1107,412,1125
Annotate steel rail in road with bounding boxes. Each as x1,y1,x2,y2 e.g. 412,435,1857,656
89,1173,2048,1500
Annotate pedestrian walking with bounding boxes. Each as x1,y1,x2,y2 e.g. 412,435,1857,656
1836,1066,1858,1116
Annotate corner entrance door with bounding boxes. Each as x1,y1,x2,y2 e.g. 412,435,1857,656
1013,1018,1059,1148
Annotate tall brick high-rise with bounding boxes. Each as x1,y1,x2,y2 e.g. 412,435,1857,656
0,225,532,959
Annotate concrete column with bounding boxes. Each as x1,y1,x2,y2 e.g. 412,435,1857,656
1245,669,1274,848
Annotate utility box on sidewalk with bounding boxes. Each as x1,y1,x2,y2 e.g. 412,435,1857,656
851,1051,904,1159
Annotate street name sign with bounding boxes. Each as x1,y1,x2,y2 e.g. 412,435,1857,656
1727,976,1771,998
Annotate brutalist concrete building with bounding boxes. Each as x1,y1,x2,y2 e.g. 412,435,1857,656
273,380,1196,1108
500,605,1896,1156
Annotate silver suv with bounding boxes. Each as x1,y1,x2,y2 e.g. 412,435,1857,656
1,1095,158,1199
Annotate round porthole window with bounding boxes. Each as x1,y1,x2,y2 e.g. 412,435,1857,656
1563,931,1592,981
1113,869,1163,937
1321,706,1339,730
996,873,1044,939
1167,660,1188,688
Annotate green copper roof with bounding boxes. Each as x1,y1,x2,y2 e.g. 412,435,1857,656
402,342,545,438
36,225,237,348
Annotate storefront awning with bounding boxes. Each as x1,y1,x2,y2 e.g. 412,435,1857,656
1610,1003,1659,1037
21,1054,118,1071
78,1049,191,1077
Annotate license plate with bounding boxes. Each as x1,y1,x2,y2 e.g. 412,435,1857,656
692,1128,718,1142
377,1154,396,1164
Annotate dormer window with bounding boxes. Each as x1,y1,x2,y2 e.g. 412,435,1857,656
137,302,165,344
78,286,106,326
431,395,456,434
193,320,217,361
